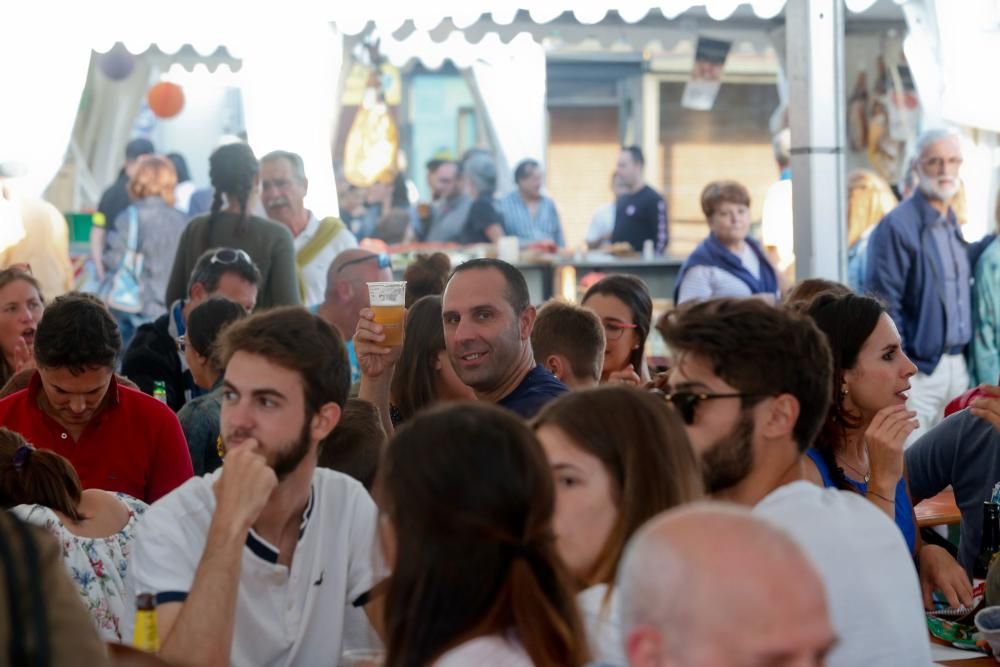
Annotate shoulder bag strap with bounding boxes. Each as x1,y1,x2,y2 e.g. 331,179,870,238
296,217,345,267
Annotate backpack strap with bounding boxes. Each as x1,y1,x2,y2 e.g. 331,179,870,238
295,217,346,301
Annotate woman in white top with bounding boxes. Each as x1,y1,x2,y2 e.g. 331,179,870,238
531,386,704,666
377,403,590,667
0,427,147,642
675,180,781,305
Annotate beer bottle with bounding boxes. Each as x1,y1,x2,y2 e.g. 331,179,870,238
974,502,1000,581
133,593,160,652
153,381,167,405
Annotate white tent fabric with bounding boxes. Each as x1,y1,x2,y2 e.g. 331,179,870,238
241,19,343,218
462,33,548,194
0,5,92,198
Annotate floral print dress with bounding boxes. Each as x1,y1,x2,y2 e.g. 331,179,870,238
11,493,148,642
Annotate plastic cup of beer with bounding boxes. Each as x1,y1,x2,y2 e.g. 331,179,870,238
367,281,406,347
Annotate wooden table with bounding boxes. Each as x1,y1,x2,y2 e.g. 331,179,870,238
917,490,962,528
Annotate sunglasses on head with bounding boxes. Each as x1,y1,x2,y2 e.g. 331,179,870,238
336,253,392,274
652,389,759,425
209,248,253,266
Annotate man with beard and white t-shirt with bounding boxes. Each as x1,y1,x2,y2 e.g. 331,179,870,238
129,307,384,666
658,298,933,667
866,128,993,443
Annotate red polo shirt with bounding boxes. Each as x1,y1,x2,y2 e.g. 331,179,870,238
0,372,193,503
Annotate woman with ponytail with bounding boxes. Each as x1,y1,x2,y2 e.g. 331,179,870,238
0,427,147,641
165,142,300,309
376,402,589,667
805,293,972,609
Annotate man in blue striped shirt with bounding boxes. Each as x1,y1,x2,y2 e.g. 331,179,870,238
498,159,565,248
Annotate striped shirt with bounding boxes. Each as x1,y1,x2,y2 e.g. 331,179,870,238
498,192,564,247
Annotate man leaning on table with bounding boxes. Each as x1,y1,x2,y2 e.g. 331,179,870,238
907,384,1000,579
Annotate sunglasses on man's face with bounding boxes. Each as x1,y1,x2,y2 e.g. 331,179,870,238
655,389,758,425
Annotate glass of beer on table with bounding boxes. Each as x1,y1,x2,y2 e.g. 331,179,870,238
367,281,406,347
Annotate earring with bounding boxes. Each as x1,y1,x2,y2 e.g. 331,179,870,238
216,435,226,460
841,386,849,397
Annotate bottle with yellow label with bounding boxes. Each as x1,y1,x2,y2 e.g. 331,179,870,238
133,593,160,652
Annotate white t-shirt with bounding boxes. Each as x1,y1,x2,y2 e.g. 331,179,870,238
577,583,625,666
587,203,616,245
754,481,933,667
676,243,764,304
129,467,383,667
434,633,532,667
295,212,358,307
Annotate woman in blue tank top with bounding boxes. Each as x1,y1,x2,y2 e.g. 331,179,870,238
804,292,971,605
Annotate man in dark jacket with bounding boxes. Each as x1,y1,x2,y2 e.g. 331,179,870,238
866,128,993,444
121,247,260,411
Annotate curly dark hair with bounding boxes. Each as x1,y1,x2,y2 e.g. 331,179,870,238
34,293,121,373
204,143,259,246
657,298,832,452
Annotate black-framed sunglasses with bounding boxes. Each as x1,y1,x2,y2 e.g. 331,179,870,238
336,252,391,274
210,248,253,266
654,389,759,425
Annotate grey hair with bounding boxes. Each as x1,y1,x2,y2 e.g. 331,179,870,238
915,128,961,159
260,150,307,183
463,152,497,196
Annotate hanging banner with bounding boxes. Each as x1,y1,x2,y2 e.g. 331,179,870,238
681,37,732,111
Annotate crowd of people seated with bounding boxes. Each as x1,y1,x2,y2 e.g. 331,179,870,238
3,125,1000,667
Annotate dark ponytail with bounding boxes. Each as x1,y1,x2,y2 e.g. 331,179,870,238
204,143,259,247
0,428,84,521
805,293,885,492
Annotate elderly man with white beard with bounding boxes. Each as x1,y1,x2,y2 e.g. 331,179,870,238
867,128,994,443
259,151,357,308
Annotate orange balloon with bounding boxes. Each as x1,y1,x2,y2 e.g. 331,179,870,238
147,82,184,119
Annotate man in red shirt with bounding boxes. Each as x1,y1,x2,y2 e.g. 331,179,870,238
0,292,192,502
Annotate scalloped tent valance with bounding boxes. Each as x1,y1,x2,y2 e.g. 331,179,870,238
39,0,892,59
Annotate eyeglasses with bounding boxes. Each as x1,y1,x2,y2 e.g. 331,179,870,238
920,156,963,171
209,248,253,266
655,390,759,425
175,335,186,353
603,320,638,341
336,253,392,274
